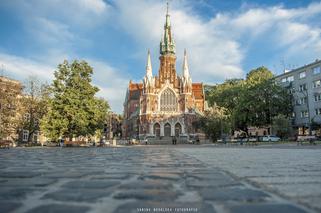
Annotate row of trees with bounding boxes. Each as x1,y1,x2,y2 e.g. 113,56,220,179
0,60,110,143
197,67,293,141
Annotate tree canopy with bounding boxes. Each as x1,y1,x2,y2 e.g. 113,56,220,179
40,60,109,141
206,66,292,136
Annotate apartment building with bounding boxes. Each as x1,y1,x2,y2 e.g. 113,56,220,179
275,59,321,135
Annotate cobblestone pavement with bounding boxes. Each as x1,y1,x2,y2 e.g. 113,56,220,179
178,145,321,213
0,146,320,213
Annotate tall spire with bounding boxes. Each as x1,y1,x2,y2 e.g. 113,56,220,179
146,49,152,78
183,49,190,79
160,1,175,55
166,1,169,15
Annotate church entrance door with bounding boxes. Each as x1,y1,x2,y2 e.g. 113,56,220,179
175,123,182,137
154,123,160,138
164,123,171,137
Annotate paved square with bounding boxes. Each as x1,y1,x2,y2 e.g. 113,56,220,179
0,145,320,213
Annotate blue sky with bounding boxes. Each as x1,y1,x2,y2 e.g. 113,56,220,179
1,0,321,113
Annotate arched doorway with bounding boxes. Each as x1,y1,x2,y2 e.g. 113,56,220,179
175,123,182,137
154,123,160,138
164,123,171,137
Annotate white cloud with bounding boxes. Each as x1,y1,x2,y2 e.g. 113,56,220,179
78,0,108,15
89,60,131,114
0,53,54,81
13,0,110,26
28,17,75,47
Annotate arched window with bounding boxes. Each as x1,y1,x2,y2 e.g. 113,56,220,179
160,88,177,112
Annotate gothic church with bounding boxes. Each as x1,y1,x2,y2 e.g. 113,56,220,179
123,5,205,139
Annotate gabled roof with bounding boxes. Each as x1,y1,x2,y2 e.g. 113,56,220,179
128,82,143,100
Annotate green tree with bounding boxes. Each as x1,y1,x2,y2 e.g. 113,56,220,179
206,66,292,137
233,67,292,135
272,115,292,139
40,60,110,141
17,77,49,143
207,79,243,114
198,105,230,142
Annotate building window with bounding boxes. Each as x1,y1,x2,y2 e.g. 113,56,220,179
289,87,295,94
22,130,29,142
160,88,177,112
314,94,321,102
299,84,307,92
24,113,30,121
300,110,309,118
299,71,306,79
296,97,307,105
300,97,307,105
314,80,321,88
315,108,321,115
292,112,296,118
33,131,39,143
281,76,294,83
313,66,321,75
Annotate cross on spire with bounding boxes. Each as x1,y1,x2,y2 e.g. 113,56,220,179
166,1,169,15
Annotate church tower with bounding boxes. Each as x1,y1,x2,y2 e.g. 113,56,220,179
157,2,179,87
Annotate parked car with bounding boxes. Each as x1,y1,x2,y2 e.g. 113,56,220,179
297,135,316,143
260,135,280,142
179,134,193,143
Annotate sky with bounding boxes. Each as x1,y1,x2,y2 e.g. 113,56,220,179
0,0,321,113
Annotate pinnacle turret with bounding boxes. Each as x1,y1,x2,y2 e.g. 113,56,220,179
146,49,152,79
183,49,190,79
182,49,192,93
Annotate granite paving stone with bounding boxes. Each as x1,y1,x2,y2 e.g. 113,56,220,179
113,189,182,201
118,180,174,190
61,180,120,189
42,188,113,202
140,172,182,181
227,203,308,213
186,177,242,188
0,171,41,178
200,187,271,202
0,187,42,200
0,201,22,213
26,204,91,213
4,178,57,187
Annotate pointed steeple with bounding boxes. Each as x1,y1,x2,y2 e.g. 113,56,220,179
182,49,190,79
146,49,152,79
160,2,176,55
